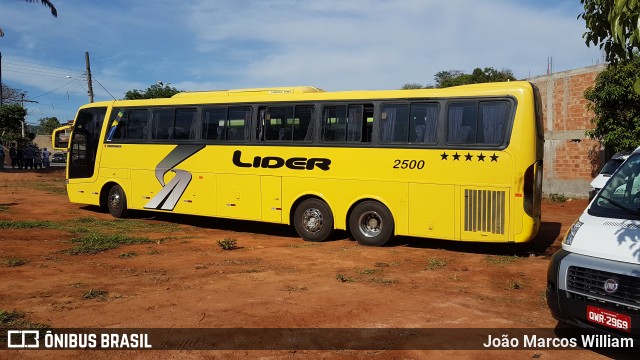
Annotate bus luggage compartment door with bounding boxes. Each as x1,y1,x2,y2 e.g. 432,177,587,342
261,176,282,223
408,183,455,240
216,174,261,220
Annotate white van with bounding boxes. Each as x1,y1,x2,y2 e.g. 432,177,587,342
547,148,640,338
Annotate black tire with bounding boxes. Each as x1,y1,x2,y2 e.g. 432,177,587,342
293,199,334,242
107,184,129,218
349,201,394,246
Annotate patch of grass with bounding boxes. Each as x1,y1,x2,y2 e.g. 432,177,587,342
0,205,9,212
66,233,152,255
426,257,448,270
356,268,381,275
147,249,161,255
283,285,308,292
485,255,519,266
506,280,524,290
548,193,568,203
119,252,137,258
83,289,108,301
336,274,357,283
217,238,238,250
157,235,198,243
1,257,27,267
369,277,396,284
71,217,180,233
0,220,56,229
538,290,548,309
0,309,49,329
286,243,320,248
25,181,67,195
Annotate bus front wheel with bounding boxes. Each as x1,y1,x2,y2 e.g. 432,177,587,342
107,184,129,218
349,201,394,246
293,199,334,242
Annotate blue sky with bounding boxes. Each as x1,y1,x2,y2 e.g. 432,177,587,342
0,0,603,125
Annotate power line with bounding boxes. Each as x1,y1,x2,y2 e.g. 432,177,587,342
31,74,85,99
92,76,117,100
3,56,84,75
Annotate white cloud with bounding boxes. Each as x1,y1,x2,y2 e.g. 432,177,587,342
0,0,602,123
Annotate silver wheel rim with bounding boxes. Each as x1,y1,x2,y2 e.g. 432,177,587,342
301,208,323,234
109,192,121,211
358,211,382,238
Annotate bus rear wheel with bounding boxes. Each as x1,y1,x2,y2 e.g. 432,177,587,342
293,199,334,242
107,184,129,218
349,201,394,246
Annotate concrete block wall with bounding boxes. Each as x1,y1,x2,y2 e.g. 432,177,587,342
528,64,606,197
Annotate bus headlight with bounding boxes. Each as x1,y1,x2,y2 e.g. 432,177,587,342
563,220,583,246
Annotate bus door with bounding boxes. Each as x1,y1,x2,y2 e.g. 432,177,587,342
68,107,107,179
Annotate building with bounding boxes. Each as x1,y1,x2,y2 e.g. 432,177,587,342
528,64,606,197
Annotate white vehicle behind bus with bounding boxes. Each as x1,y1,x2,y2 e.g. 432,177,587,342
547,147,640,338
588,151,631,200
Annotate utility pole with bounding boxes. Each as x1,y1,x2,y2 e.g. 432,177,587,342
85,51,94,103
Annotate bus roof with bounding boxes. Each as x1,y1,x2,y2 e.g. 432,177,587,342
80,81,533,109
171,86,326,98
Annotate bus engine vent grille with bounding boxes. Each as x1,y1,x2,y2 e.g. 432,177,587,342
464,189,505,234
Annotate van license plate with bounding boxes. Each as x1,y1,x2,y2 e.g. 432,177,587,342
586,305,631,332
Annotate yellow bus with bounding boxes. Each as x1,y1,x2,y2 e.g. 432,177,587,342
53,81,543,246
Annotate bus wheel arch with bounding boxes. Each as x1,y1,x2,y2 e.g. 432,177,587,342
102,182,129,218
347,199,395,246
291,196,334,242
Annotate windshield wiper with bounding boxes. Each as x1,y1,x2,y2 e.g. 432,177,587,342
598,195,640,217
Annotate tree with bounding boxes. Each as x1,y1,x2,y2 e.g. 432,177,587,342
0,83,26,105
0,104,27,143
401,67,515,89
124,83,181,100
585,57,640,152
32,116,61,135
0,1,57,38
580,0,640,64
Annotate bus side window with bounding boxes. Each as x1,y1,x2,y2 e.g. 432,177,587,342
478,101,509,145
447,102,477,144
175,108,197,140
380,104,409,143
409,103,438,144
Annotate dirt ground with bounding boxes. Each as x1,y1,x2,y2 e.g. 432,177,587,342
0,169,629,359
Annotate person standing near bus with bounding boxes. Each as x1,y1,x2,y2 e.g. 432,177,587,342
24,144,36,170
9,144,17,169
42,147,51,168
16,145,24,169
0,145,5,171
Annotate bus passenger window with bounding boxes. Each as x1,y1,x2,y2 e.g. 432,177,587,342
479,101,509,145
202,108,226,140
447,103,477,144
263,106,313,142
410,103,438,144
447,101,510,145
202,106,250,141
380,104,409,143
322,105,365,142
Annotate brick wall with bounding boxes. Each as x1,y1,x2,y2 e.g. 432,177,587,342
528,64,606,197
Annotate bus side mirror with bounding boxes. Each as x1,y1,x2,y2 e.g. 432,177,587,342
52,125,72,151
